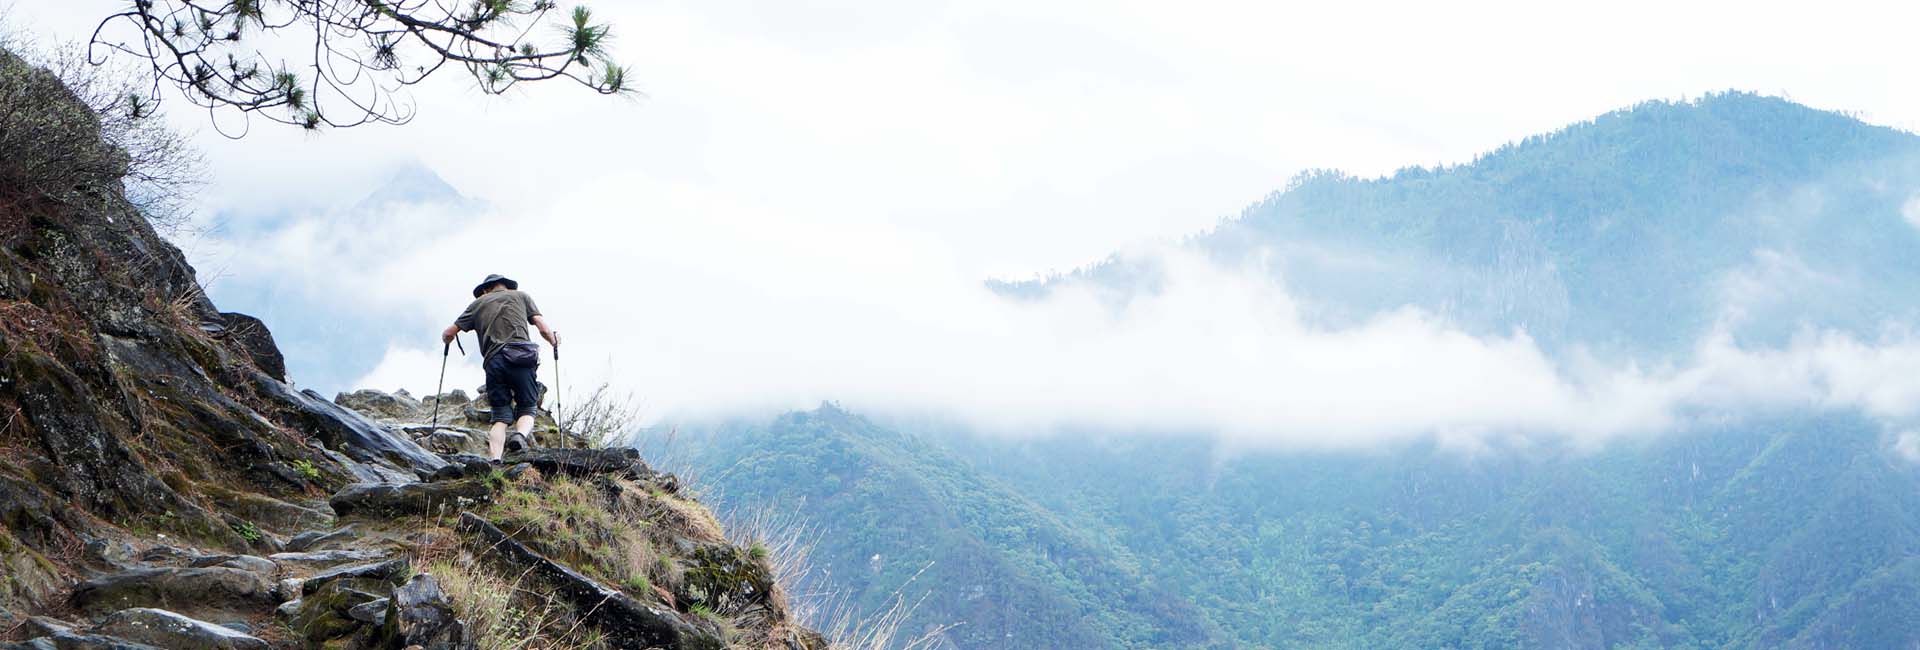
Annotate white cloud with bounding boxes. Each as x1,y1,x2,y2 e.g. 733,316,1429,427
1897,431,1920,464
16,0,1920,449
352,344,486,402
1904,195,1920,230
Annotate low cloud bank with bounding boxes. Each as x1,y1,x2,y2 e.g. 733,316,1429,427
194,171,1920,454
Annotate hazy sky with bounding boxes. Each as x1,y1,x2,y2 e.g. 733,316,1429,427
13,0,1920,448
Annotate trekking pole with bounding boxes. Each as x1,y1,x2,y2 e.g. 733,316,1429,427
430,339,451,433
551,333,566,447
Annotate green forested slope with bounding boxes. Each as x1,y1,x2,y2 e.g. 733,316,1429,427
687,406,1224,649
692,410,1920,649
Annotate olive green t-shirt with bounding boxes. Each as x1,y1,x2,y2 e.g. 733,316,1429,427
455,289,542,358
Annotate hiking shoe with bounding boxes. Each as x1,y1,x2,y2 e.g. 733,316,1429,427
505,432,531,454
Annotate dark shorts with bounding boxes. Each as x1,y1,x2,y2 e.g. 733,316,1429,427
483,342,541,423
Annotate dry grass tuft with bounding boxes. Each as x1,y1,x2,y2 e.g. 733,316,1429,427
428,558,609,650
485,476,678,604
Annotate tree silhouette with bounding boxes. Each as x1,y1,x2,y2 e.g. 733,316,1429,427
89,0,632,135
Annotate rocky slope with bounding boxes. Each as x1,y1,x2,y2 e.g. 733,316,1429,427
0,48,819,650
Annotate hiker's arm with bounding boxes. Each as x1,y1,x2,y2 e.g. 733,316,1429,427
448,300,479,343
532,314,559,347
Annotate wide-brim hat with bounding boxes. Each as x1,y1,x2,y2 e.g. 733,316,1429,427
472,273,519,298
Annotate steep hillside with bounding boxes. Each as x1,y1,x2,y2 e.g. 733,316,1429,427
687,406,1223,650
0,48,820,650
693,408,1920,649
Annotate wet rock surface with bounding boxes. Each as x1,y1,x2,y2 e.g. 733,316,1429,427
93,608,269,650
328,479,494,518
505,447,660,483
68,567,276,620
267,549,388,574
299,559,410,596
5,632,167,649
255,377,446,480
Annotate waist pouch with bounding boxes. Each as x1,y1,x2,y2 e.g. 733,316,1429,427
491,341,542,369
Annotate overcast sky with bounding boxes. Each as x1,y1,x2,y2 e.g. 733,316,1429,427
14,0,1920,448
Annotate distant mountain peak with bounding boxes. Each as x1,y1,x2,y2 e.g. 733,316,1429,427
350,161,485,214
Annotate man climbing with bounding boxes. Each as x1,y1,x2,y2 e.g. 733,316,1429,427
442,274,559,460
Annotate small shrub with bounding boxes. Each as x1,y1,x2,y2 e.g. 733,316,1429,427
291,459,320,480
230,520,263,542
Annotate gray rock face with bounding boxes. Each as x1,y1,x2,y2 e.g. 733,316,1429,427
421,430,473,454
93,608,269,650
69,567,275,620
346,598,389,624
216,312,285,381
504,447,658,482
254,375,447,479
334,389,425,422
459,512,723,650
329,479,493,518
269,549,388,574
6,633,165,649
301,558,410,596
280,579,385,643
426,456,496,482
379,574,465,650
20,616,78,637
285,525,361,552
187,555,278,577
275,579,304,603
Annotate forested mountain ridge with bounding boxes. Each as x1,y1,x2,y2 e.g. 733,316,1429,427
697,93,1920,649
998,91,1920,357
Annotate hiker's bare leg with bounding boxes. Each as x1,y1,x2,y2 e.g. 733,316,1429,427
515,414,535,436
488,421,508,460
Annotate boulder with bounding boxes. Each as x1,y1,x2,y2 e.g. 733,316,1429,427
280,579,385,643
346,598,389,625
269,549,389,574
186,555,277,577
458,512,723,650
274,579,303,603
217,312,285,381
285,525,361,552
504,447,658,482
69,567,275,620
300,558,410,596
426,455,496,482
417,390,470,415
421,430,474,455
93,608,269,650
329,479,493,518
334,389,424,423
379,574,465,650
80,539,141,573
5,633,165,649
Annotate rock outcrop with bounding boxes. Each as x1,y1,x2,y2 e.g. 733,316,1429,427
1,46,827,650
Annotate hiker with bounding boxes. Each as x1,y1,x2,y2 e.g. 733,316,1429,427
441,274,560,460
